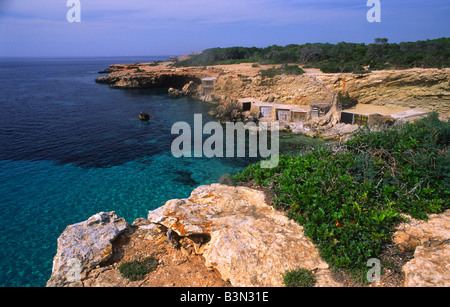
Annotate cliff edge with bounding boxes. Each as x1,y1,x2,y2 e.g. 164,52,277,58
96,62,450,116
47,184,449,287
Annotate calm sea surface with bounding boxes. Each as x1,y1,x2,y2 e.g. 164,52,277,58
0,57,257,286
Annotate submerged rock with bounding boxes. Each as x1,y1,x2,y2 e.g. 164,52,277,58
47,212,128,287
138,112,150,121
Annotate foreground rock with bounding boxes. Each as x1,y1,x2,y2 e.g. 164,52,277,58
148,184,339,287
393,210,450,287
47,212,128,287
47,187,449,287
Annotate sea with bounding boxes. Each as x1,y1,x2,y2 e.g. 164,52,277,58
0,57,260,287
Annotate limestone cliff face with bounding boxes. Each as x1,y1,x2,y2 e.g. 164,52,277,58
96,63,449,115
212,68,450,114
324,69,449,113
96,72,202,90
212,74,333,106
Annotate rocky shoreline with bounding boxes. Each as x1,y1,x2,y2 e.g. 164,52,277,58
47,184,449,287
95,61,449,140
45,61,450,287
95,61,449,114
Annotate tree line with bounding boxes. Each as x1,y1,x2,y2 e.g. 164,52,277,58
173,37,449,73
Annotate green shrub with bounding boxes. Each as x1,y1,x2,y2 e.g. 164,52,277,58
346,112,449,219
234,114,449,279
173,38,450,70
118,257,159,281
259,64,305,78
282,267,317,287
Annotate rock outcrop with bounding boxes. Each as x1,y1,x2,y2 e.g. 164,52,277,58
47,185,341,287
47,188,449,287
168,81,199,99
96,62,449,117
211,69,450,114
393,210,450,287
148,184,339,287
96,73,202,90
47,212,128,287
401,242,449,287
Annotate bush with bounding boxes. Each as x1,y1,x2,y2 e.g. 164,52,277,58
259,64,305,78
282,267,317,287
345,112,449,219
118,257,159,281
234,114,449,279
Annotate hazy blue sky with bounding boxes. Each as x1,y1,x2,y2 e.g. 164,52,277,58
0,0,449,57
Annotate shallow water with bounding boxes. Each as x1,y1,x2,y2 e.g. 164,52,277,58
0,57,258,286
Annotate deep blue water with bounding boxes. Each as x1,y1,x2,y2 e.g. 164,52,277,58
0,57,257,287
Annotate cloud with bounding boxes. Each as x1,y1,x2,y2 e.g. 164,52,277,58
1,0,448,56
0,0,365,28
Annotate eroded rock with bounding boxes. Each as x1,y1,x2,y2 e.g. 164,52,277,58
402,241,450,287
148,184,339,287
393,210,450,251
47,212,128,287
393,210,450,287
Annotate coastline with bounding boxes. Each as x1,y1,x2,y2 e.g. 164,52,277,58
95,60,449,140
43,58,450,288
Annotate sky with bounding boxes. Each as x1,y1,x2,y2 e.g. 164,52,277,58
0,0,449,57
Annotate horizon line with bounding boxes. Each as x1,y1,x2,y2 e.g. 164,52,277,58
1,36,448,59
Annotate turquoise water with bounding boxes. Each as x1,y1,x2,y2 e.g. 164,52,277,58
0,57,257,286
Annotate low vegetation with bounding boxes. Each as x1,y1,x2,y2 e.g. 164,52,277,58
234,113,449,281
259,64,305,78
118,257,159,281
282,267,317,287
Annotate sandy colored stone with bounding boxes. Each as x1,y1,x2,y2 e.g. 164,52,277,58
47,212,128,287
148,184,339,287
97,61,449,118
393,210,450,287
393,210,450,251
402,242,450,287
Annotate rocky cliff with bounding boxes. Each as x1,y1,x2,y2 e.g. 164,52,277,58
47,185,340,287
212,68,450,114
95,62,450,116
47,184,450,287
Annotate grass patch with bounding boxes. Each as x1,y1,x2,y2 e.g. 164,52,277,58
282,267,317,287
118,257,159,281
